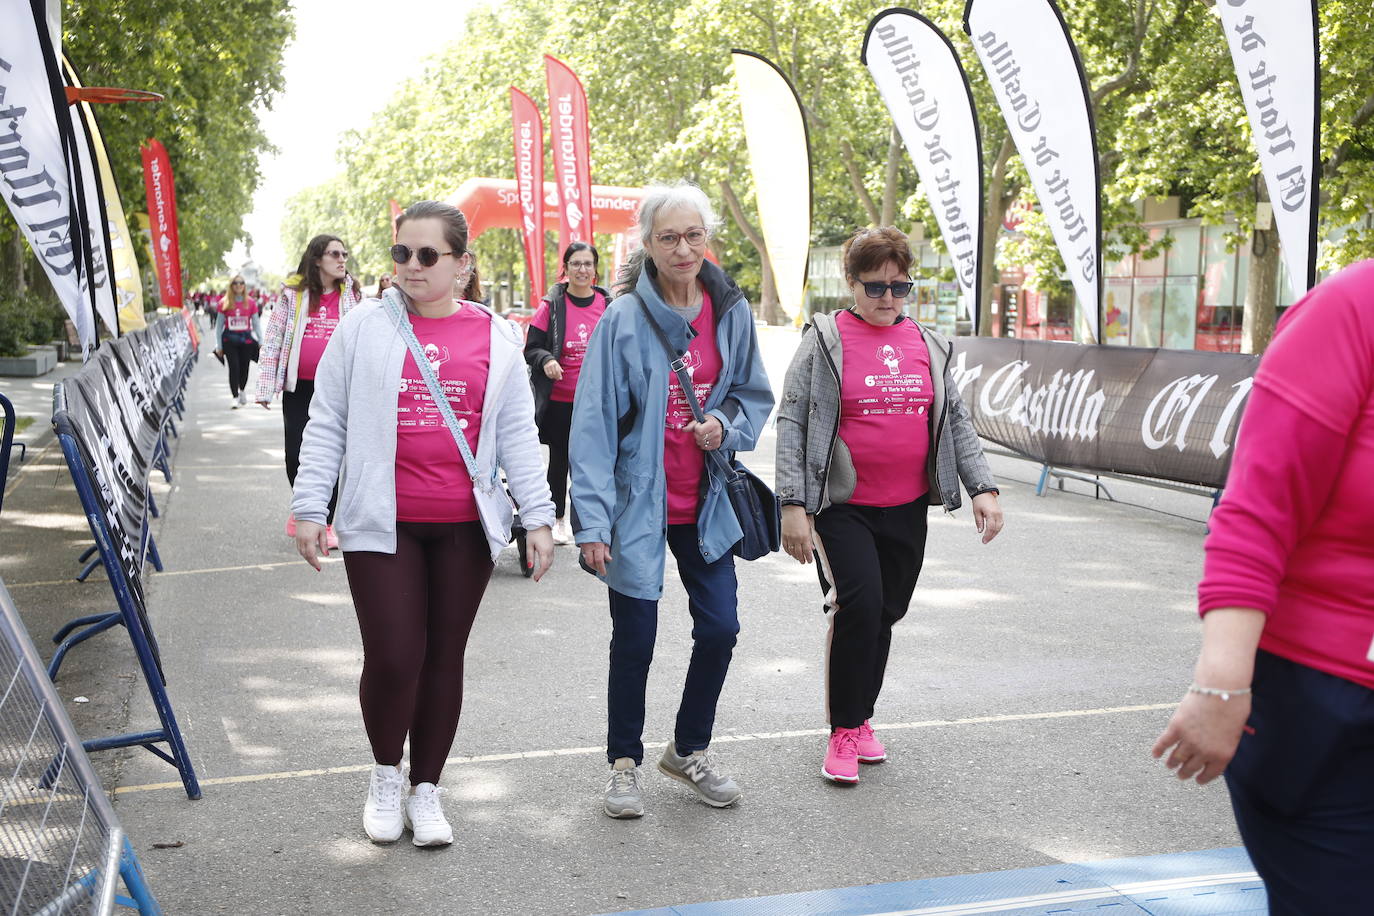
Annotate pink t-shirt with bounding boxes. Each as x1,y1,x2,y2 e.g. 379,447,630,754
394,305,491,523
530,290,608,402
221,300,257,337
1199,259,1374,689
297,290,341,381
664,292,720,525
835,310,933,507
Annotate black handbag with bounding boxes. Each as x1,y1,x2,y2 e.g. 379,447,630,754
636,298,780,560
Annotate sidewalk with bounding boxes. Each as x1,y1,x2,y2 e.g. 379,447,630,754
1,332,1247,915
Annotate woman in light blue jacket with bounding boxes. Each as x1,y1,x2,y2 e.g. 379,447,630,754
570,182,774,819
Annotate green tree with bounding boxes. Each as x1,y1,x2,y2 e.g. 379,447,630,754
60,0,292,285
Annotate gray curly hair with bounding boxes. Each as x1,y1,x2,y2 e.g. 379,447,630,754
615,181,722,295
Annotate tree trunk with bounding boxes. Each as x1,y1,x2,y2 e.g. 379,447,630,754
1241,226,1279,355
840,139,881,227
719,179,785,324
880,126,902,227
8,231,25,294
977,137,1016,337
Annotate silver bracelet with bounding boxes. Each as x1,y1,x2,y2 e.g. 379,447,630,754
1188,683,1252,701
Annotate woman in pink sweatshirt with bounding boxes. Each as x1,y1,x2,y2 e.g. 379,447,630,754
1153,259,1374,912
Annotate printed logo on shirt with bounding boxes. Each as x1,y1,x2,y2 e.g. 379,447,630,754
860,343,930,416
666,350,713,430
422,342,451,374
562,320,593,366
875,343,904,376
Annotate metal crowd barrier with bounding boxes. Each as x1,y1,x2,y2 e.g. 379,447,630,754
46,318,201,799
0,577,161,914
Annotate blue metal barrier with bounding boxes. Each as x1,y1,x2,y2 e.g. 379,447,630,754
0,392,17,517
49,429,201,799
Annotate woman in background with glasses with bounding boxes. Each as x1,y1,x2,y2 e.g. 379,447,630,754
215,275,261,408
255,235,363,545
775,226,1003,786
570,182,773,819
525,242,610,544
291,200,554,848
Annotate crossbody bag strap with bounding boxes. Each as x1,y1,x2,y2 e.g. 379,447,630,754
634,296,735,480
383,290,491,489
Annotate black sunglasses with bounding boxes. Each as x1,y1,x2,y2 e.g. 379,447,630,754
859,280,914,299
390,244,459,268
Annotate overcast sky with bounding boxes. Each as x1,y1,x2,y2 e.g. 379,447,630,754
231,0,481,274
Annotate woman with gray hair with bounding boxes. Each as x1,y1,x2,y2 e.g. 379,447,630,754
570,182,774,818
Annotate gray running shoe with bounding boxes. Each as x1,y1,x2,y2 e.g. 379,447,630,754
657,744,741,808
604,759,644,818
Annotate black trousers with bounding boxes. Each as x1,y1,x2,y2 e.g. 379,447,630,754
814,499,927,729
223,338,253,397
1224,650,1374,915
282,379,337,523
541,399,574,519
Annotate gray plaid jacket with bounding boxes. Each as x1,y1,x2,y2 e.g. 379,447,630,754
774,311,997,515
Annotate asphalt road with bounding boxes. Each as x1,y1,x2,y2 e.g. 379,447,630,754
3,322,1239,915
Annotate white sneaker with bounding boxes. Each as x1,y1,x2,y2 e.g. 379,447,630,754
553,518,573,545
362,764,405,843
404,782,453,847
237,390,248,406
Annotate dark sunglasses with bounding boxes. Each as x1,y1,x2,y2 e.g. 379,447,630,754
859,280,914,299
390,244,459,268
322,249,348,259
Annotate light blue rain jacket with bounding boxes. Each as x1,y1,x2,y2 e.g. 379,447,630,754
569,259,774,600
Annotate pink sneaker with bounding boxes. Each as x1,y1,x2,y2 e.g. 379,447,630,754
285,514,297,537
822,727,860,784
857,721,887,763
325,525,339,550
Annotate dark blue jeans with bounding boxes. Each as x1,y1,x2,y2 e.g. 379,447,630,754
1224,650,1374,915
606,524,739,765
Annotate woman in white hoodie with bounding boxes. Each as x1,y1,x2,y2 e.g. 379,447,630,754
255,234,364,546
292,200,555,849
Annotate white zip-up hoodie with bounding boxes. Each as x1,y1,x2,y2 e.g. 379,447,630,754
291,293,555,559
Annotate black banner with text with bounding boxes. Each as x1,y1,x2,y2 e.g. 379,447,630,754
950,338,1258,490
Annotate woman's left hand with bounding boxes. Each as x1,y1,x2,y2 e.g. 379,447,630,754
971,492,1004,544
1152,690,1251,785
687,416,725,451
525,526,554,581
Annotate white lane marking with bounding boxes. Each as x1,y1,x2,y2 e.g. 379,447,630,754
871,871,1261,915
5,558,339,589
107,702,1176,797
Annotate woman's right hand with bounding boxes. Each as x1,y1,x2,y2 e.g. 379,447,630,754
543,359,564,381
295,520,329,571
580,541,612,575
781,505,815,564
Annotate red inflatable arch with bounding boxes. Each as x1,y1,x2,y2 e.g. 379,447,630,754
446,178,643,240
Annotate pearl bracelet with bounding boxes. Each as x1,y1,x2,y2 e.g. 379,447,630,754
1188,683,1252,701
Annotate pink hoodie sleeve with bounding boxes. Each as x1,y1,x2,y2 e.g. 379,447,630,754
1198,263,1374,616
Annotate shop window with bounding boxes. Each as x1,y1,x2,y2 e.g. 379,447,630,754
1166,225,1202,277
1104,278,1132,345
1132,277,1164,347
1163,276,1199,350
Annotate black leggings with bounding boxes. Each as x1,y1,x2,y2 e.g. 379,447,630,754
814,499,928,729
223,339,253,397
541,399,573,519
282,379,337,523
343,521,494,785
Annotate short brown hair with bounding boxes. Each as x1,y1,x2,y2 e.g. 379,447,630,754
396,200,469,257
842,227,913,281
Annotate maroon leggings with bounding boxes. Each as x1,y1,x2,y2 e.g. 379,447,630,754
343,521,493,785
